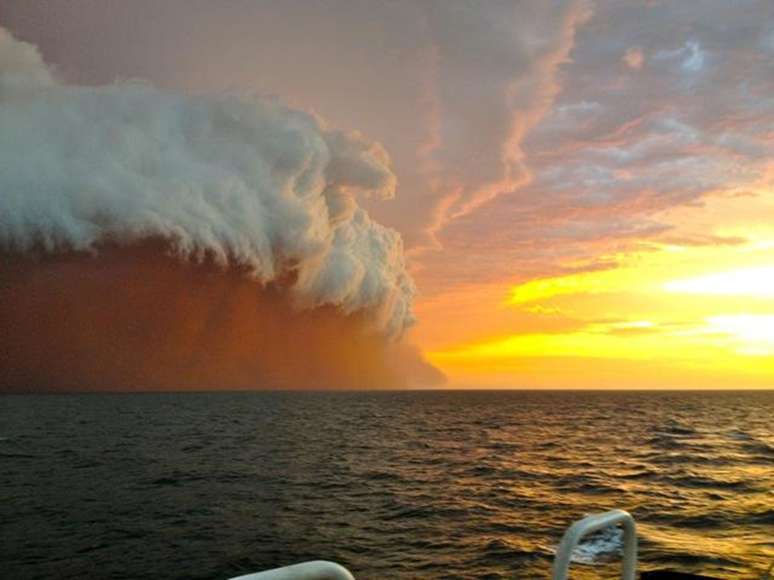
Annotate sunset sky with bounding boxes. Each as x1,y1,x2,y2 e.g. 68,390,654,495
4,0,774,389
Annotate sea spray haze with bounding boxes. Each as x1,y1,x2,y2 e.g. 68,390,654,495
0,28,444,391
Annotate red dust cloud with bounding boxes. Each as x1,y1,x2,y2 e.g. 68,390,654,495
0,241,443,392
0,28,443,392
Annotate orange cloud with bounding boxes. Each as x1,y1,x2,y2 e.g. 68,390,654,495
0,242,444,392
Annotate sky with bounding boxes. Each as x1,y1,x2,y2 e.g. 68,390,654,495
3,0,774,389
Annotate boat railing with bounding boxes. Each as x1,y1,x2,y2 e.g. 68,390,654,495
552,509,637,580
229,510,638,580
228,560,356,580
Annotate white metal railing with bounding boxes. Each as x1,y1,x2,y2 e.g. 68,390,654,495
229,511,638,580
552,509,637,580
229,560,356,580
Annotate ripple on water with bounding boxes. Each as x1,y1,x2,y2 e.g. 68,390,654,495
1,390,772,579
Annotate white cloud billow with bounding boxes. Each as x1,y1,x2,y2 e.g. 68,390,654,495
0,28,414,337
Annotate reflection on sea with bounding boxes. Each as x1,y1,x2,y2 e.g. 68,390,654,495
1,390,772,579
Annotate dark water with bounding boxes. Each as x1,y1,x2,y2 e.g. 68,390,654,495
1,390,772,580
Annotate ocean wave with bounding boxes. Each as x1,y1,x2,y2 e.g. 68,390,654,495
569,524,623,565
3,390,772,579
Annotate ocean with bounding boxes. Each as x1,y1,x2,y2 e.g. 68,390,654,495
1,390,772,579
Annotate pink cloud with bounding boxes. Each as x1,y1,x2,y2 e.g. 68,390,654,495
623,47,645,69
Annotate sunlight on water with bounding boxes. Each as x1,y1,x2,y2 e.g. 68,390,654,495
1,390,772,579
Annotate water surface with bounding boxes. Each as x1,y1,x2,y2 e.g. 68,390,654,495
2,390,772,579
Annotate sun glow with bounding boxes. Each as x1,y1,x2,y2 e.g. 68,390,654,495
664,266,774,298
706,315,774,355
423,225,774,387
410,146,774,388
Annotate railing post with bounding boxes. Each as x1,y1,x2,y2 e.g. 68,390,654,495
552,509,637,580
